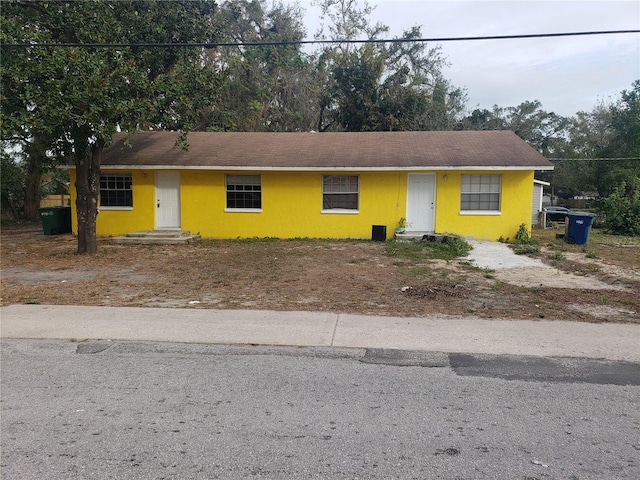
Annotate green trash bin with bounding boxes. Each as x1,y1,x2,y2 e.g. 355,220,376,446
38,206,72,235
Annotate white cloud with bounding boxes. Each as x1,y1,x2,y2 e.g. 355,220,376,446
296,0,640,116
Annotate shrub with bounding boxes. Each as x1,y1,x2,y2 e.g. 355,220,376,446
509,223,540,254
385,236,471,261
514,223,531,244
599,177,640,236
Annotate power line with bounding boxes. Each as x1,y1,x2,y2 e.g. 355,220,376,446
1,29,638,48
548,157,640,161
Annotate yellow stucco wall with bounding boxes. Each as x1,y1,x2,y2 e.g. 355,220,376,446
69,168,534,241
434,170,534,240
181,170,404,239
69,169,156,235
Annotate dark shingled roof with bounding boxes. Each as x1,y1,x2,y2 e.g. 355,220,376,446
100,131,553,170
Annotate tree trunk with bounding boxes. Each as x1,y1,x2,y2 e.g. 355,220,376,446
75,139,104,254
24,162,42,221
23,136,46,221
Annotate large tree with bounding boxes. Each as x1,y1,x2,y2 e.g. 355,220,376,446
1,0,220,253
460,100,571,157
605,80,640,158
559,81,640,198
200,0,314,132
545,99,616,196
0,3,64,221
312,0,465,132
594,80,640,196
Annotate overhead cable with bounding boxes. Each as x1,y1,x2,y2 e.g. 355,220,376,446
1,29,638,48
548,157,640,161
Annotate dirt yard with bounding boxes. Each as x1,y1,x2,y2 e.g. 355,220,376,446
1,224,638,323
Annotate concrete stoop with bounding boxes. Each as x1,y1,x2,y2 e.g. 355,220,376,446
394,231,456,243
111,230,201,245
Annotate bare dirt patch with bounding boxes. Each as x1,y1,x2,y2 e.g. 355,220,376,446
1,225,638,323
493,266,626,290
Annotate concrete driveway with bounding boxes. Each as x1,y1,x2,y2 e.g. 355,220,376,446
464,238,619,290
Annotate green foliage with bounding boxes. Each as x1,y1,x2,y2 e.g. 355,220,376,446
599,177,640,235
504,223,541,254
592,81,640,195
479,267,496,279
458,100,571,157
604,80,640,159
204,0,311,132
385,236,471,261
42,168,70,196
2,1,219,141
1,0,222,252
514,223,531,243
446,236,473,258
0,151,25,219
351,37,464,131
1,0,636,249
512,244,540,255
313,1,465,132
457,83,639,202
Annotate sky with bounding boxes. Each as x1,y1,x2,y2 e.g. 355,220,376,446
295,0,640,117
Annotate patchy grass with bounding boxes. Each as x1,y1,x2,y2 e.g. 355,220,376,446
1,225,637,323
528,227,640,291
532,228,640,270
548,252,566,261
399,265,434,279
385,236,471,262
512,244,540,255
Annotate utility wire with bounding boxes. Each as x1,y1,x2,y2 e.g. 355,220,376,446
2,29,638,48
548,157,640,161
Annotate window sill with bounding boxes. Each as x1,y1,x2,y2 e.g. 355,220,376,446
321,209,359,214
459,210,501,215
99,206,133,211
225,208,262,213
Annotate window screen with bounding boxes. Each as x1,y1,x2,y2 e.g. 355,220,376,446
322,175,359,210
460,174,501,211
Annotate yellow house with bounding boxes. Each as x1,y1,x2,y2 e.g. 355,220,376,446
68,131,553,241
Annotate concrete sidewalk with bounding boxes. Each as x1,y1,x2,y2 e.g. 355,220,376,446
2,304,639,362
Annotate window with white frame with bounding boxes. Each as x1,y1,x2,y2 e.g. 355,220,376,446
322,175,359,211
460,174,501,211
226,174,262,209
99,173,133,208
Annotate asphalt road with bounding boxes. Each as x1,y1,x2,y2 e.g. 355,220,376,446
2,340,639,479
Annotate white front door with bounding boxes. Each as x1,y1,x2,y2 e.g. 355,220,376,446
406,174,435,231
155,171,181,229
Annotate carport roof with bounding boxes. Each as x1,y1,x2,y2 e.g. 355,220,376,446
98,130,554,171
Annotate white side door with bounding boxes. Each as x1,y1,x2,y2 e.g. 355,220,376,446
406,174,435,231
155,171,181,229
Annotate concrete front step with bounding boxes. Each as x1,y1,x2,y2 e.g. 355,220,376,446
394,231,456,243
394,231,432,241
111,230,201,245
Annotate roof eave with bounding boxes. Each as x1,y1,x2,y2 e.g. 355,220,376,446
94,165,554,171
